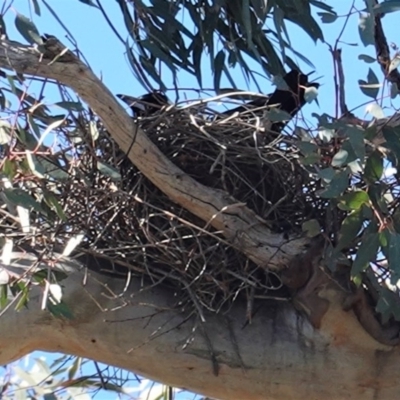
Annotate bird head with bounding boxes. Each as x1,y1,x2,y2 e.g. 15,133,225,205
117,91,169,117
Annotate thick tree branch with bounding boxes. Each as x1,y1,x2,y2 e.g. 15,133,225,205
0,254,399,400
0,37,307,269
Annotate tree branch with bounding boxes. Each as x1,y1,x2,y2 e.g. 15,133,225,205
0,37,307,269
0,253,398,400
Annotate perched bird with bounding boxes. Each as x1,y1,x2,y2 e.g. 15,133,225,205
117,91,170,118
223,70,320,132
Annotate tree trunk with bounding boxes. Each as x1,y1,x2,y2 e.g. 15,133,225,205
0,254,398,400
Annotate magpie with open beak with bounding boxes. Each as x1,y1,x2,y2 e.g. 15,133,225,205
223,69,319,132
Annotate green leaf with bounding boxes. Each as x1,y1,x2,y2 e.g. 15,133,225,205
301,153,321,165
297,141,318,155
369,184,388,214
250,0,269,21
97,161,122,181
359,68,381,99
338,191,370,211
331,149,348,167
32,269,47,283
374,1,400,15
347,126,366,162
241,0,253,44
3,188,44,214
15,13,43,45
47,301,74,319
364,151,383,183
15,284,29,311
388,55,400,74
78,0,98,7
358,13,374,47
318,167,335,183
0,120,12,145
214,50,225,92
366,103,385,119
336,209,364,251
341,140,358,165
351,231,379,276
191,33,203,87
385,231,400,285
68,357,82,380
358,54,376,64
319,170,349,198
318,128,335,142
383,126,400,165
32,0,41,15
393,207,400,233
317,12,337,23
391,82,399,98
282,3,324,43
0,285,8,309
302,219,321,237
43,190,67,221
376,287,400,323
55,101,84,112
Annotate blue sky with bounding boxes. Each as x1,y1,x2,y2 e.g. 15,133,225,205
2,0,400,398
4,0,400,118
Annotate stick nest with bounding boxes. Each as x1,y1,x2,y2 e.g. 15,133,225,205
2,98,329,314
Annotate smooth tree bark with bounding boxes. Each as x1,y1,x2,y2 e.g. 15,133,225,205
1,253,399,400
1,38,400,400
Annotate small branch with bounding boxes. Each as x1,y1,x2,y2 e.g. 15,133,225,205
333,49,349,115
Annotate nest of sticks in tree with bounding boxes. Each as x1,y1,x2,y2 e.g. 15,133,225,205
4,97,331,315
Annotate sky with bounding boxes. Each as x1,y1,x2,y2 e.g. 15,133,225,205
1,0,400,399
3,0,400,119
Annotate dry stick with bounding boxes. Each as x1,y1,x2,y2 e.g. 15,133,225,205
334,49,349,116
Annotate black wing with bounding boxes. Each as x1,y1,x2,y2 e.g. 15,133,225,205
222,70,319,119
117,91,170,117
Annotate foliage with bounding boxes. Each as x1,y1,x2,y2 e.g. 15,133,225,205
0,354,183,400
113,0,331,91
3,0,400,397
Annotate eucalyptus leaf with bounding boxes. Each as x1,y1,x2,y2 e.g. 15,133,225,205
15,13,43,45
366,103,385,119
319,170,349,198
358,13,374,47
331,149,348,167
55,101,84,112
376,287,400,323
338,191,370,211
3,188,44,214
388,55,400,74
317,12,337,23
364,151,383,183
358,54,376,64
336,209,364,251
318,167,335,183
302,219,321,237
351,231,379,276
374,1,400,15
